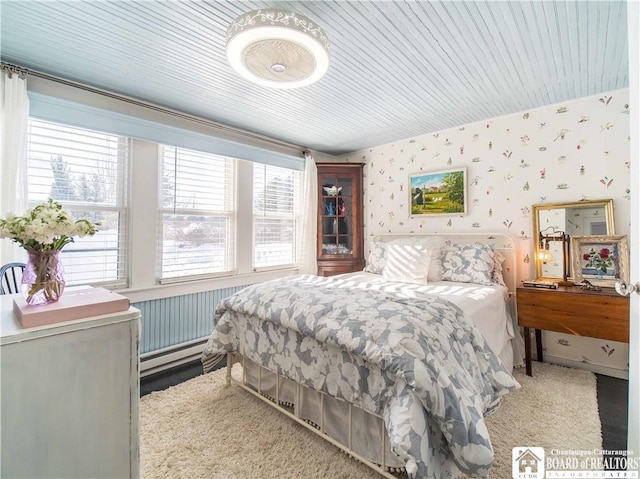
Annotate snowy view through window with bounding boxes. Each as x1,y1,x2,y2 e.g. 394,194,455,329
27,119,127,286
27,120,300,286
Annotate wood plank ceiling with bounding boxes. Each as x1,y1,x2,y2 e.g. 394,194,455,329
0,1,629,156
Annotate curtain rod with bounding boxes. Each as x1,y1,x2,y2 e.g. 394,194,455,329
1,63,28,79
1,61,304,154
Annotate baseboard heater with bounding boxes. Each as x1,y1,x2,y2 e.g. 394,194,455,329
140,337,208,378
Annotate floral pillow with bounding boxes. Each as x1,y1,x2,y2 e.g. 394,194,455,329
440,243,495,286
363,241,387,274
492,250,507,287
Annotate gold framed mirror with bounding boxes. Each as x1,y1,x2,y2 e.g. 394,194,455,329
532,199,615,283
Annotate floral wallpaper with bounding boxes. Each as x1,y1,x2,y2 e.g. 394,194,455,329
340,88,631,376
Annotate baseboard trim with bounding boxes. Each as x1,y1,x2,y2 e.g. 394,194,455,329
543,355,629,380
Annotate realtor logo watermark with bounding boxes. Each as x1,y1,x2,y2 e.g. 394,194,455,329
512,447,639,479
513,447,545,479
511,446,640,479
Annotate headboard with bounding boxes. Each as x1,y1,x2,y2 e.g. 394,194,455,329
369,232,517,294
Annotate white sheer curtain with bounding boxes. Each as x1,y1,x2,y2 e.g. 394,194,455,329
0,66,30,265
298,150,318,274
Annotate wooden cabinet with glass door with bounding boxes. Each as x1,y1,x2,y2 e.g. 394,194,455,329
316,163,364,276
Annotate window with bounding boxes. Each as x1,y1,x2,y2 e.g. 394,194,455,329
159,146,235,281
253,163,300,269
26,119,129,287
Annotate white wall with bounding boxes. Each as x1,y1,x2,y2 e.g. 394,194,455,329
341,88,631,376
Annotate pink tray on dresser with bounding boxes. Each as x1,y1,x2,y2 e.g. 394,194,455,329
13,287,130,328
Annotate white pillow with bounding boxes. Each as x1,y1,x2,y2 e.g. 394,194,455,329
388,236,444,281
426,244,443,281
382,244,432,284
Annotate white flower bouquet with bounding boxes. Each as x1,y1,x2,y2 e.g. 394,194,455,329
0,199,97,251
0,199,98,304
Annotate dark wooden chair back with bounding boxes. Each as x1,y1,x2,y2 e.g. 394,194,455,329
0,262,26,295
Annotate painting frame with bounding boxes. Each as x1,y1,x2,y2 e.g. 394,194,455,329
571,235,629,288
409,167,468,217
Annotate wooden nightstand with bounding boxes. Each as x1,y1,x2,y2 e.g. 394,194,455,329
516,285,629,376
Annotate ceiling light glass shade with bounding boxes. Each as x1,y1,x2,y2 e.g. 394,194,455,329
226,9,330,89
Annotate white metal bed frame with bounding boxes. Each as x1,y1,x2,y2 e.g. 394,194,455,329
223,232,518,478
226,353,401,478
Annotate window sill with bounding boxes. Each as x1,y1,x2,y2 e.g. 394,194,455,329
116,267,300,303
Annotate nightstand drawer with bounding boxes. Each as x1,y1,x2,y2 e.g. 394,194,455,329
516,286,629,343
516,285,629,376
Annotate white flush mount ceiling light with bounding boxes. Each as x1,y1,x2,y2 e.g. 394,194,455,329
226,9,330,89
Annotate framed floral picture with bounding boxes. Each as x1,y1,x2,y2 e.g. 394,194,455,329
571,235,629,288
409,167,467,216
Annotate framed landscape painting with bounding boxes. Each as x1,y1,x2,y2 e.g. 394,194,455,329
409,168,467,216
571,235,629,288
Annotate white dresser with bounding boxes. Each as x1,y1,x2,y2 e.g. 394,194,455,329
0,294,141,478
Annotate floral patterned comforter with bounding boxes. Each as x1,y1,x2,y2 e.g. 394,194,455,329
201,274,519,478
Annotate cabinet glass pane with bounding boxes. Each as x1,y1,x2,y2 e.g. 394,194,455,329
321,177,353,256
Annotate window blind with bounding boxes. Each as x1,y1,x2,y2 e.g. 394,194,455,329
159,145,236,282
27,118,129,288
253,164,300,269
28,90,304,170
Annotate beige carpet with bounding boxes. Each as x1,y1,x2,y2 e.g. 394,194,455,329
140,362,602,479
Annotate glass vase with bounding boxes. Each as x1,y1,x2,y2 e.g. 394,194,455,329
21,250,65,305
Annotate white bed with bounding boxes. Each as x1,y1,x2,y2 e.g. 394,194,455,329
321,272,516,371
202,233,523,479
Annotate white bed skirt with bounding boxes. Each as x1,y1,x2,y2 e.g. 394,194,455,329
240,355,406,470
